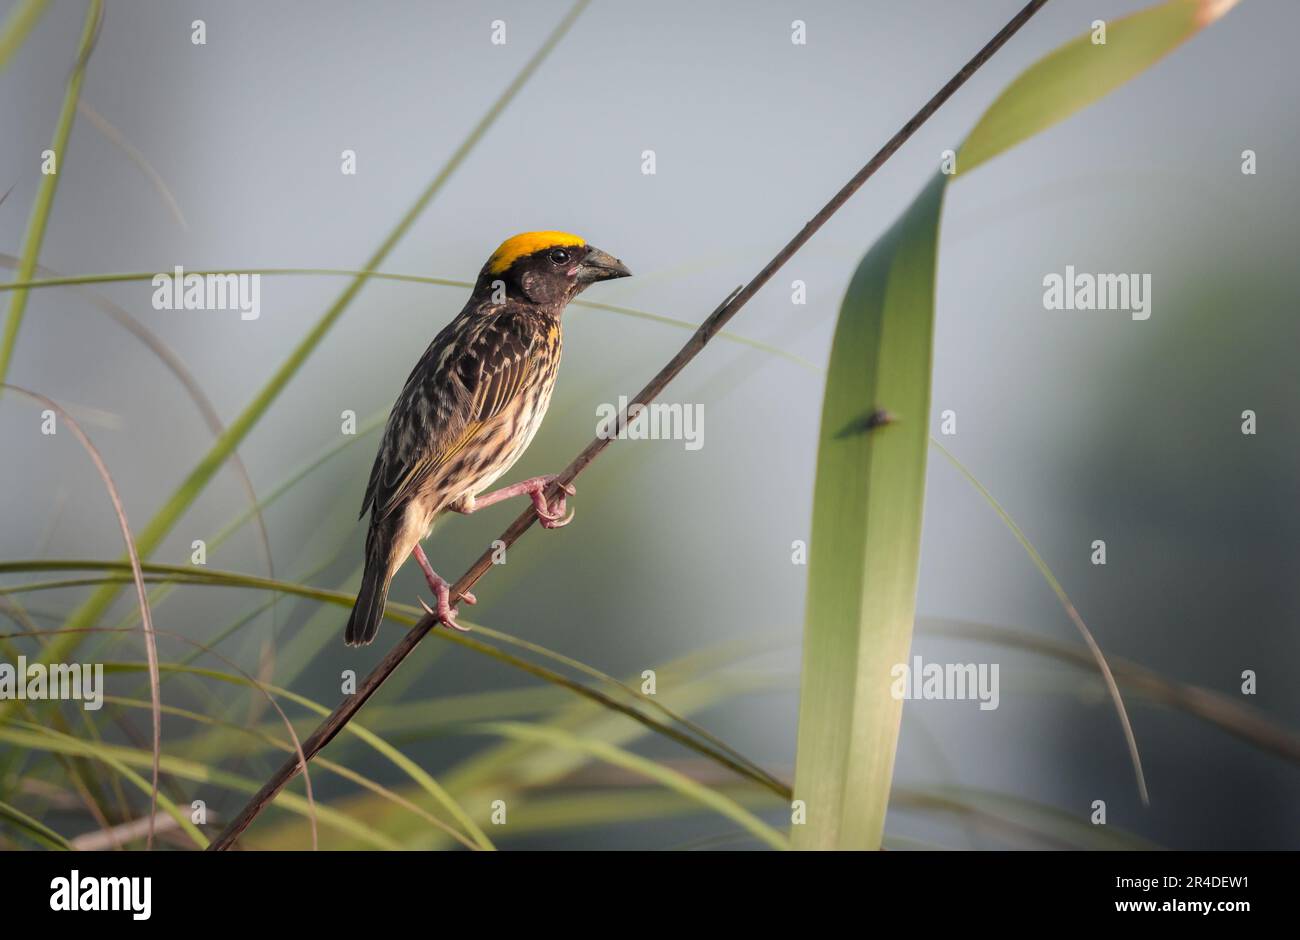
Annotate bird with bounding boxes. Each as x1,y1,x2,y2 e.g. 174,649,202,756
344,231,632,646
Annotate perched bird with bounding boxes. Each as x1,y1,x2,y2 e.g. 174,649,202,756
344,231,631,646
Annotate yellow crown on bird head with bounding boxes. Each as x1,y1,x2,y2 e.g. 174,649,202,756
487,231,586,274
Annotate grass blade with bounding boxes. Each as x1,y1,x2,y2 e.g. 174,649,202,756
1,561,787,800
475,722,790,850
75,100,188,228
0,796,73,850
932,441,1149,803
101,695,480,850
918,617,1300,765
0,722,204,848
2,385,164,846
0,723,398,849
0,269,815,371
104,657,490,851
0,0,100,384
0,252,281,654
0,0,48,71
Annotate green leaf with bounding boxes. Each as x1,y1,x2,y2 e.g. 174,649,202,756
792,0,1240,850
957,0,1238,177
792,173,944,850
0,0,99,384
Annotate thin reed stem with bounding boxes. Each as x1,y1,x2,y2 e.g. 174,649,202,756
209,0,1052,851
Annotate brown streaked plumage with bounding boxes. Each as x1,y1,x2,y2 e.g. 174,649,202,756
345,232,631,646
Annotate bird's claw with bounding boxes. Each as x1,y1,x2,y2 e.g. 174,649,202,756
540,505,575,529
530,478,576,529
418,584,474,633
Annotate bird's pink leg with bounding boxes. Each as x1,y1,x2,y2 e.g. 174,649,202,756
411,543,475,632
450,474,576,529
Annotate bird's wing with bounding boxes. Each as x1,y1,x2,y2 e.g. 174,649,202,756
361,308,538,522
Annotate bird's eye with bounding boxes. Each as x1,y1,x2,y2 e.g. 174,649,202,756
548,248,571,265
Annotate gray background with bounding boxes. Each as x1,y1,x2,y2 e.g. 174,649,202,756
2,0,1296,848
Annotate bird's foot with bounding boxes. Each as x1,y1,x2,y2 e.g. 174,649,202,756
412,543,474,631
462,474,576,529
520,475,576,529
417,592,473,632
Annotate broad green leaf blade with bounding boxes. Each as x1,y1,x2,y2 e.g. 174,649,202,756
792,174,945,851
957,0,1241,176
792,0,1241,850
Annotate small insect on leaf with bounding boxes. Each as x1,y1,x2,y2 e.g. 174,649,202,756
835,408,896,438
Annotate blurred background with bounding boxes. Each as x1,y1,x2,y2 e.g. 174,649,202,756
1,0,1296,849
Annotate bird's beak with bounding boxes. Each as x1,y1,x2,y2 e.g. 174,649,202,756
576,247,632,283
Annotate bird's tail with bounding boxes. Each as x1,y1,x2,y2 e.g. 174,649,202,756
345,528,393,647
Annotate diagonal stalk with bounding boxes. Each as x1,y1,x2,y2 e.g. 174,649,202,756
207,0,1052,851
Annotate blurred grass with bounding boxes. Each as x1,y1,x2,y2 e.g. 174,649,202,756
0,0,48,72
0,796,71,850
0,252,280,648
933,440,1147,799
1,561,787,797
0,269,818,372
2,0,593,715
0,0,99,385
0,721,205,847
247,651,783,849
474,721,788,850
103,660,490,850
101,694,480,849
